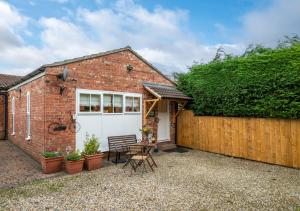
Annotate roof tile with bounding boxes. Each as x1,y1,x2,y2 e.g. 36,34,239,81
0,74,23,90
143,82,191,100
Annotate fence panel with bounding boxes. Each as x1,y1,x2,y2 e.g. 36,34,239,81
177,110,300,169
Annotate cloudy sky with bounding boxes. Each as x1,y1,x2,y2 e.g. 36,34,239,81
1,0,300,76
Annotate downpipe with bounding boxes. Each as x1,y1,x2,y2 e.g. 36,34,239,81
0,91,8,140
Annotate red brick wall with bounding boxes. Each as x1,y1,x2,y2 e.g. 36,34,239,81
8,49,176,162
44,50,175,152
7,76,46,161
0,95,5,140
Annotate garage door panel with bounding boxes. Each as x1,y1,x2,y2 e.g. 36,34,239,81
76,114,142,152
76,115,102,152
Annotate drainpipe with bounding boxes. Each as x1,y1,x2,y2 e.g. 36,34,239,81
4,93,8,140
0,91,8,140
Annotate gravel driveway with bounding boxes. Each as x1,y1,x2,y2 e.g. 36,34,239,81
0,141,62,188
1,149,300,210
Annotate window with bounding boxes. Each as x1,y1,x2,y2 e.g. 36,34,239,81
125,96,141,112
103,94,123,113
79,93,101,112
26,92,31,140
77,90,141,114
91,94,101,112
133,97,140,112
103,94,113,113
11,97,15,135
114,95,123,113
80,94,90,112
125,96,133,112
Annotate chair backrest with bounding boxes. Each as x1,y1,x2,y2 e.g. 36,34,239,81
128,144,144,155
108,134,137,151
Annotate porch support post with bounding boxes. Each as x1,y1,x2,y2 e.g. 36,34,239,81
143,99,160,123
172,101,188,124
175,101,188,118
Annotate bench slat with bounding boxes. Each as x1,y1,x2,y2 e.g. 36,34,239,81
108,134,137,151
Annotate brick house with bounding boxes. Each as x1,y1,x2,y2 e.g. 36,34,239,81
1,46,190,162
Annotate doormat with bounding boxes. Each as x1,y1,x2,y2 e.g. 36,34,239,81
163,147,190,153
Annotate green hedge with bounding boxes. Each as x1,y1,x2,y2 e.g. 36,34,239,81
177,44,300,119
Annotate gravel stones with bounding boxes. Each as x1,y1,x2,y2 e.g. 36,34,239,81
1,148,300,210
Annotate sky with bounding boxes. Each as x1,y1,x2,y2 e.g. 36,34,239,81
1,0,300,76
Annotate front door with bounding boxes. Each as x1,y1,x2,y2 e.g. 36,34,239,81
157,100,170,142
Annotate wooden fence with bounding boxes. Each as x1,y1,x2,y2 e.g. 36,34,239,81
177,110,300,169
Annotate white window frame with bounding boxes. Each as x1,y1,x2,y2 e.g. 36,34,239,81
76,89,142,115
124,95,142,114
77,90,102,114
11,97,15,135
79,93,102,114
26,92,31,140
103,93,124,114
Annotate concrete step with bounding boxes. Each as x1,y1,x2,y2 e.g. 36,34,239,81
157,141,177,151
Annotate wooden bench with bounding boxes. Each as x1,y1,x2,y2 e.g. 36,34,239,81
107,134,137,163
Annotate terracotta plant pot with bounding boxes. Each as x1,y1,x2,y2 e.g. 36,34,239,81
41,156,63,174
84,153,104,171
65,159,84,174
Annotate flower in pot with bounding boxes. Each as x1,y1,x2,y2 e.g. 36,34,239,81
83,134,104,171
41,146,63,174
65,150,84,174
140,125,152,143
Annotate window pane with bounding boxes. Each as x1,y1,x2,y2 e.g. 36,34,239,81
26,93,30,114
114,95,123,113
103,94,113,113
126,96,133,112
12,97,15,114
133,97,140,112
12,115,15,134
80,94,90,112
91,94,101,112
27,114,30,138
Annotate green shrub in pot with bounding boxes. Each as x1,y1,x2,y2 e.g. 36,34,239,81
65,150,84,174
83,134,100,155
41,146,63,174
83,134,103,171
65,150,82,161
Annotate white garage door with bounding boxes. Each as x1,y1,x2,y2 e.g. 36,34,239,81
75,89,142,152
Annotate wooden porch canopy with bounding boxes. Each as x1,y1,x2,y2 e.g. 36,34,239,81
143,82,192,122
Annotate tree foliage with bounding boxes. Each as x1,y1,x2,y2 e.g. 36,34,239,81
177,39,300,119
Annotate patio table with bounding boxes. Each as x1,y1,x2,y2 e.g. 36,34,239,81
111,146,128,164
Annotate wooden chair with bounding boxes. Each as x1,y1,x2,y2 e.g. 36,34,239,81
107,135,137,163
127,144,154,176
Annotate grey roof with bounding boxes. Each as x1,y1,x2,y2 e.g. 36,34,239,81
0,74,23,90
8,46,175,88
143,82,191,100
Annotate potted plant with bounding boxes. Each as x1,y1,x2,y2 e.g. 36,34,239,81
65,150,84,174
151,136,159,153
140,125,152,143
41,147,63,174
83,134,104,171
